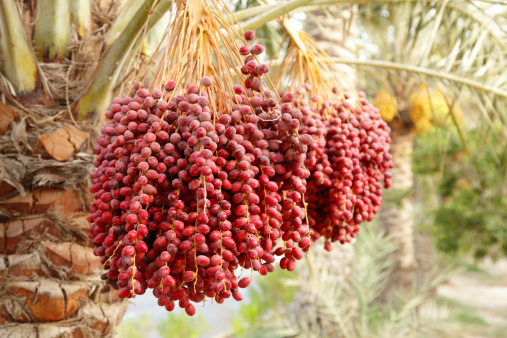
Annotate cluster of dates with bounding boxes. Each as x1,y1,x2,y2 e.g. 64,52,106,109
295,86,393,250
88,31,314,316
88,30,392,316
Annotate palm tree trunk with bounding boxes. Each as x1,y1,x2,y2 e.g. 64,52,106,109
0,107,127,337
413,165,438,290
378,129,416,300
305,5,357,86
0,1,128,335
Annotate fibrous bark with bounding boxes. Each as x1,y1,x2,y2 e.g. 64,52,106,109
0,2,130,336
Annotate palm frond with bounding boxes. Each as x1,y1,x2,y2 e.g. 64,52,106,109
338,0,507,179
239,223,452,337
355,1,506,110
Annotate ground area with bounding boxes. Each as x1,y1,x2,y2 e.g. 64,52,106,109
436,258,507,338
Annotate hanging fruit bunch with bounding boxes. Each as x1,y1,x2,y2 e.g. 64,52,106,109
87,0,313,316
272,31,393,250
374,89,398,123
409,84,459,132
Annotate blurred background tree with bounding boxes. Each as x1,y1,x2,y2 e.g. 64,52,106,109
116,311,210,338
348,0,507,298
414,127,507,261
228,223,451,338
258,0,507,301
232,0,507,331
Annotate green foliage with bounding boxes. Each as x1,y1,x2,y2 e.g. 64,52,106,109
413,127,507,260
116,314,154,338
451,310,487,326
232,268,298,337
157,311,210,338
116,311,210,338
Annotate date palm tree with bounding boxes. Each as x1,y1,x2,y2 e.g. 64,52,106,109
0,0,315,335
2,0,505,335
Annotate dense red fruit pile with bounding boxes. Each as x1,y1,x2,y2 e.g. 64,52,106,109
293,87,393,250
88,31,315,316
88,29,392,315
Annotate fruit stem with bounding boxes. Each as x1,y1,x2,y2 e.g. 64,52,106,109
189,0,213,79
189,0,205,27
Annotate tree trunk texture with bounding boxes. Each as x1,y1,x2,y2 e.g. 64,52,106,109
0,112,126,338
413,174,437,290
0,99,127,338
414,228,436,288
0,2,129,337
378,129,416,301
304,6,357,86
